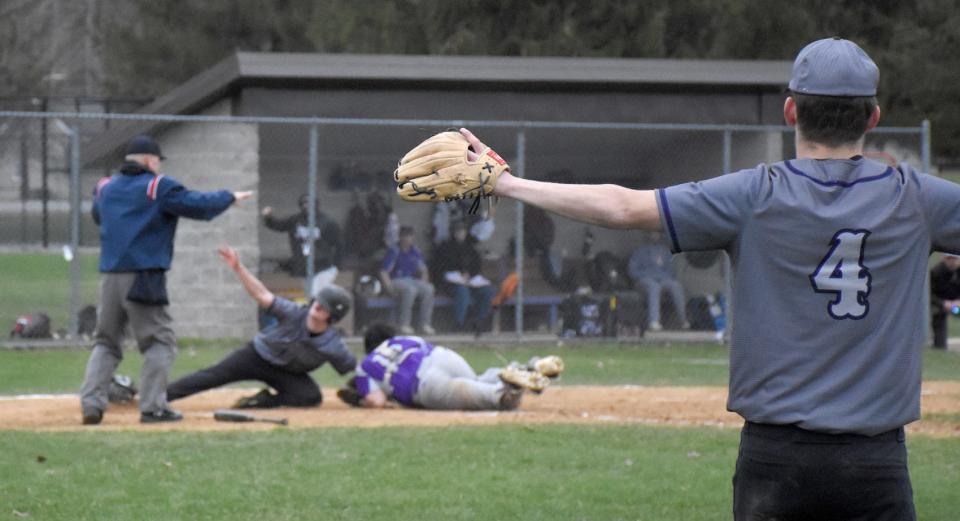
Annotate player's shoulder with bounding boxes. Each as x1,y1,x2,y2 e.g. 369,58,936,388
94,175,114,197
391,335,432,349
706,163,772,181
329,330,351,353
270,295,302,315
328,326,347,343
685,163,770,191
152,174,184,193
114,172,183,200
899,163,953,191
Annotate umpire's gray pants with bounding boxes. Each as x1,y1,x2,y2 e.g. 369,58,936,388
80,272,177,416
413,347,514,410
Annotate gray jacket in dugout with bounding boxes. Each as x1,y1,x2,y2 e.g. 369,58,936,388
252,297,356,375
658,157,960,435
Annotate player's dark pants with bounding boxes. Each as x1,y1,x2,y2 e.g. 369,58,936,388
931,310,948,349
167,343,321,407
733,422,915,521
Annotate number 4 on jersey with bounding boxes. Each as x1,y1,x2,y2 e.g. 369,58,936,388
809,229,872,320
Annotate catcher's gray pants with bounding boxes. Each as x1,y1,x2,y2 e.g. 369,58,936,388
80,272,177,416
413,347,515,410
390,277,434,330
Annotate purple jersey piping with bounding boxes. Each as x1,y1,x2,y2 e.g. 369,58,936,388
784,160,895,188
657,188,681,252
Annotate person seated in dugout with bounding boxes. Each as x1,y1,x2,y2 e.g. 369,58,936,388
430,219,495,333
261,193,343,295
380,225,435,335
166,246,356,409
627,231,690,331
930,253,960,349
337,323,563,410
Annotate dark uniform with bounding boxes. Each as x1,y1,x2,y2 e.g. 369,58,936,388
930,258,960,348
167,297,356,407
263,197,342,277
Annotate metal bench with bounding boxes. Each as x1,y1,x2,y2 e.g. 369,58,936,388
353,295,453,334
491,294,566,333
354,293,568,334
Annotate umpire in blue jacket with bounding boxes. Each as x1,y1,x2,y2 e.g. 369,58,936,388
80,135,253,425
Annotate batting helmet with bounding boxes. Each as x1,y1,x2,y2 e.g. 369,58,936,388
107,374,138,404
313,285,351,324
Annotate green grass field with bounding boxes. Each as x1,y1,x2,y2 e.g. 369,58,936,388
4,341,960,396
1,343,960,519
4,252,960,519
0,342,740,395
0,252,100,334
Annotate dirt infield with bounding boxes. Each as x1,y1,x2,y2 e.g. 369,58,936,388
3,382,960,435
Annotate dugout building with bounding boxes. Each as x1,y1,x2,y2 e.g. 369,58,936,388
80,52,791,339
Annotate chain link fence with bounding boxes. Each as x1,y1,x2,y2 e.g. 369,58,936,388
0,111,929,342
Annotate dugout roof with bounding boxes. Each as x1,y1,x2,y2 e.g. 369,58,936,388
82,52,791,167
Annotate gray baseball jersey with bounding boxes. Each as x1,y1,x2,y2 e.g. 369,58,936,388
658,157,960,435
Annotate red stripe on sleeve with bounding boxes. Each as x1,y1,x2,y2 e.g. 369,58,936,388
147,175,164,200
95,177,111,198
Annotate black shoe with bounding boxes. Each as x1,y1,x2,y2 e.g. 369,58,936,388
82,410,103,425
233,388,279,409
140,409,183,424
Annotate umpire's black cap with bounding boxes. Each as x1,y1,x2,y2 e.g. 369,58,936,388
124,135,165,160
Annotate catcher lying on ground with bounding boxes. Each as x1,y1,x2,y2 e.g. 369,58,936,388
338,323,563,410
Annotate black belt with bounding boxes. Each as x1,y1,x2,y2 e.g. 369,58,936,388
744,421,905,443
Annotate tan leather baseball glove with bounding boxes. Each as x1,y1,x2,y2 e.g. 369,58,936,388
394,131,509,204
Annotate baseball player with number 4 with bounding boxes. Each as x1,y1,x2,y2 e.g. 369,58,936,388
394,37,943,519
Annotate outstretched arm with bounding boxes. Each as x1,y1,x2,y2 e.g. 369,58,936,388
261,206,299,231
218,246,275,309
460,128,662,231
160,181,253,221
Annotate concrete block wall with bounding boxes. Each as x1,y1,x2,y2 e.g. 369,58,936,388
161,99,261,340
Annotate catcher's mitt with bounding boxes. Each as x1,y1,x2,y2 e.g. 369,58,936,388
337,376,363,407
394,131,509,205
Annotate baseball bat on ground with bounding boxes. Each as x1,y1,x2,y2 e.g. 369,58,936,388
213,409,288,426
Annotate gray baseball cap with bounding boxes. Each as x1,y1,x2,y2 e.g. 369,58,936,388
788,37,878,97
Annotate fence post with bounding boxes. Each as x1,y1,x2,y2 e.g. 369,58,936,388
515,130,526,338
41,99,49,248
305,124,319,298
722,129,732,174
19,133,28,243
68,124,81,337
920,121,933,346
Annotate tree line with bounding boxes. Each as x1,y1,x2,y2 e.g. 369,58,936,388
2,0,957,160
